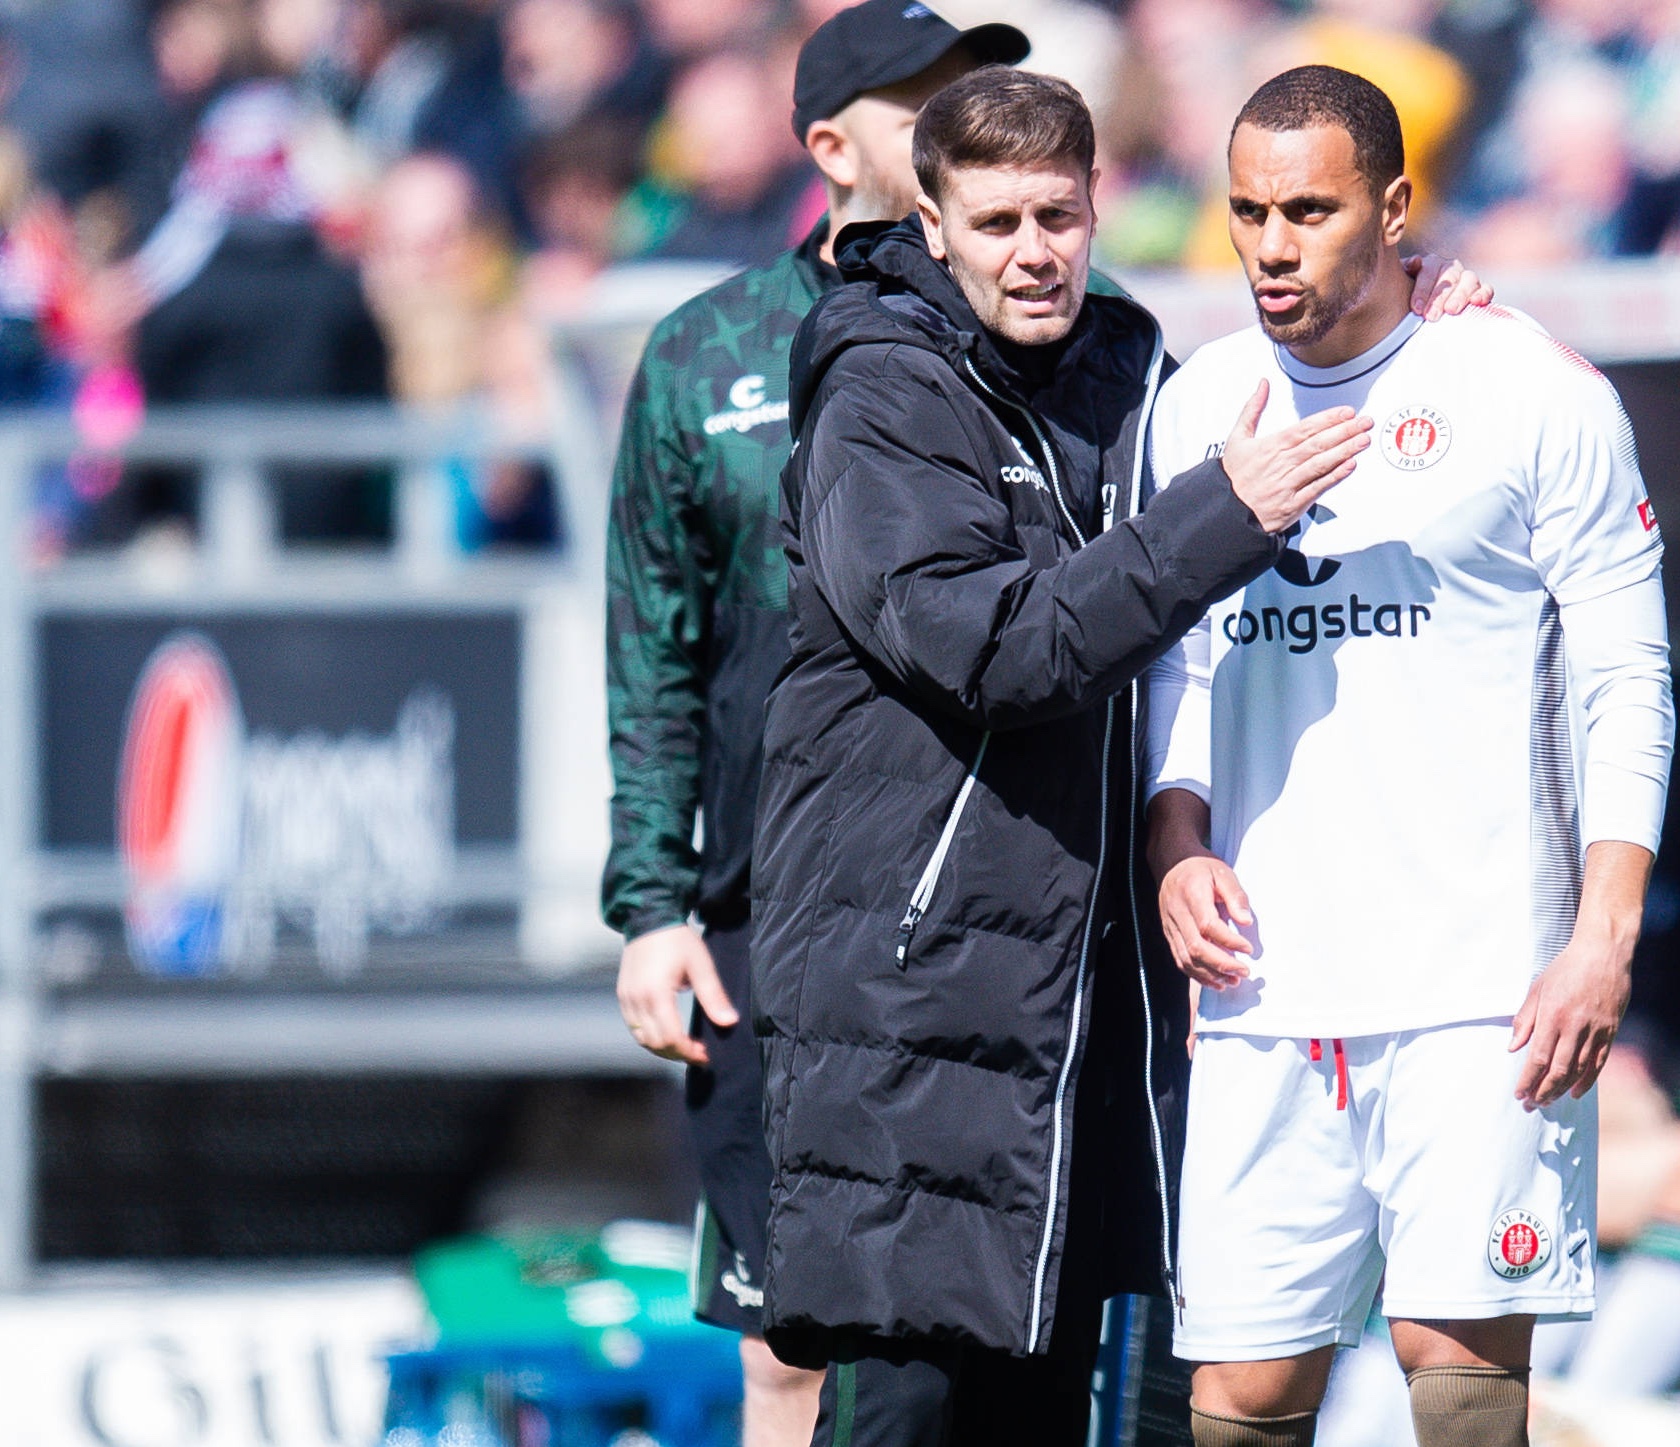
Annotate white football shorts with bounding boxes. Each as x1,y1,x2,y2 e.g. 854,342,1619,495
1173,1020,1597,1363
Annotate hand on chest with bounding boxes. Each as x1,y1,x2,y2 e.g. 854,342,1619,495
1256,383,1532,592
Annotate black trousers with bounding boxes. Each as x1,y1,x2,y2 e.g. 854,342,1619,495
684,920,775,1333
809,1290,1106,1447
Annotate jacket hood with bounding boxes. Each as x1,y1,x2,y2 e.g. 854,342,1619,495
787,216,1158,436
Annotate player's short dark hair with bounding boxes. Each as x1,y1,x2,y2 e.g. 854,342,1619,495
1232,65,1404,194
913,66,1094,204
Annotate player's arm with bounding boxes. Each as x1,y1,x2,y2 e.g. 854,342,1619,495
1512,367,1674,1107
1512,839,1654,1108
1511,577,1672,1106
1139,399,1253,993
1145,788,1253,992
603,349,736,1064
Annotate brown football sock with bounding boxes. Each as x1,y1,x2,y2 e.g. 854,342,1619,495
1405,1364,1529,1447
1190,1405,1318,1445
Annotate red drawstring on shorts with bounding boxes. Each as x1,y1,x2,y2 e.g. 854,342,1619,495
1310,1038,1348,1110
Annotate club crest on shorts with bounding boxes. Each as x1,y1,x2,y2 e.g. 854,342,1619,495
1487,1209,1552,1279
1380,405,1452,471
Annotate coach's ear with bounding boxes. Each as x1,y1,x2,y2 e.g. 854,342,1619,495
1381,174,1412,247
917,193,947,261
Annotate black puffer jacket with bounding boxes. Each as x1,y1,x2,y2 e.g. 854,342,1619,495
751,220,1281,1368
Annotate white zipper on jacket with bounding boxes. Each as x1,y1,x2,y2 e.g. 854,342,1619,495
1123,328,1177,1293
896,732,991,966
960,352,1099,1354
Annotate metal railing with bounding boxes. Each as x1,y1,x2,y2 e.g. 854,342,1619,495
0,389,647,1286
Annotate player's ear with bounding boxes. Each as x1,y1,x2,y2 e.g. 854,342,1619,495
917,193,947,261
1381,175,1412,246
805,119,858,190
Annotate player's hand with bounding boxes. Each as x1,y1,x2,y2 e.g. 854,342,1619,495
616,923,738,1066
1403,254,1494,320
1509,932,1633,1110
1221,379,1373,534
1158,853,1254,992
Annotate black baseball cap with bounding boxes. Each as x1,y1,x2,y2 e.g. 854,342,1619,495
791,0,1030,141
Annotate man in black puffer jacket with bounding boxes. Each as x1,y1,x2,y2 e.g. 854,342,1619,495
751,67,1378,1445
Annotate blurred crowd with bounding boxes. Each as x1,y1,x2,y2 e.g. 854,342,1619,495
0,0,1675,1414
0,0,1677,553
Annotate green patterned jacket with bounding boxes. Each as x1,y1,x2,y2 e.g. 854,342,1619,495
603,225,834,940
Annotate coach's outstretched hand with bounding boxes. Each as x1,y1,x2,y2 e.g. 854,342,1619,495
1511,840,1652,1109
1221,379,1373,534
617,922,739,1066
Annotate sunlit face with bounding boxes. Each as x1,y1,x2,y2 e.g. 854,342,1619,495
1226,122,1406,359
917,160,1096,346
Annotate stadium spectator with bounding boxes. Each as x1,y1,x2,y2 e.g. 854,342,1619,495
0,133,76,407
938,0,1127,128
1616,0,1680,253
414,0,661,235
151,0,254,103
0,126,133,560
9,0,1680,275
791,0,858,35
645,46,814,264
501,0,642,130
253,0,341,81
362,150,505,403
2,0,168,235
362,149,556,545
1456,57,1634,263
105,79,390,543
1110,0,1282,270
334,0,472,164
639,0,780,62
519,115,644,313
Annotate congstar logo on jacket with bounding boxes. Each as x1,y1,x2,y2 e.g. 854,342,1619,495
1001,436,1047,492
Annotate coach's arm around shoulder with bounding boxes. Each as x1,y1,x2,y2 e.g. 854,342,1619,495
798,364,1368,729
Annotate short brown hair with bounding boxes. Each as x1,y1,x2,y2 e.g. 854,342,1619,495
912,66,1095,204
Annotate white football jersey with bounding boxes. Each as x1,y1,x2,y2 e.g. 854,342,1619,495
1144,306,1671,1038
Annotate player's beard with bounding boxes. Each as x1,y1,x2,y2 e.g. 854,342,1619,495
1254,232,1382,350
851,150,920,226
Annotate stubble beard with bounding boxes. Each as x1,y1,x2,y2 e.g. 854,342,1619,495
1254,234,1381,352
947,248,1086,347
850,152,920,227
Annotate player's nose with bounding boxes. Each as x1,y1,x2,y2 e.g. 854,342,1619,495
1256,213,1298,268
